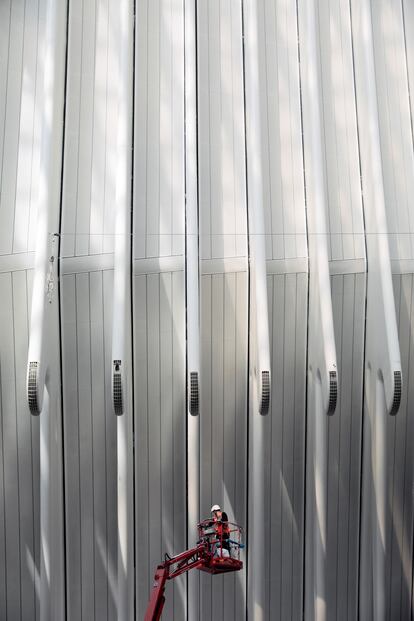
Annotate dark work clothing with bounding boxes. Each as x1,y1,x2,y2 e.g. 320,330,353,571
216,512,230,549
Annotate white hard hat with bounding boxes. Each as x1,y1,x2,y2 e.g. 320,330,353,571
211,504,221,512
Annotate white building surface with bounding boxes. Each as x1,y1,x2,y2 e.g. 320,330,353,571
1,0,414,619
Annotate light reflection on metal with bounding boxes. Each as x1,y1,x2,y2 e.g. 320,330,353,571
298,0,339,617
110,1,134,619
350,0,403,617
243,0,272,618
185,0,201,617
26,0,67,617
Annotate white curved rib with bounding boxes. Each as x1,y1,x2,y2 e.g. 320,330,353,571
298,0,339,618
184,0,201,616
110,1,134,619
244,0,271,418
26,1,66,619
351,1,402,618
243,1,271,618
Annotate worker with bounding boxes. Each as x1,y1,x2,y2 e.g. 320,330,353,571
210,504,230,557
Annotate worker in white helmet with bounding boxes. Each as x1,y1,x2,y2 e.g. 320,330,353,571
210,504,230,557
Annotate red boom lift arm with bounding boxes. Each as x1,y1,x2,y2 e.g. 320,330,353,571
144,543,209,621
144,520,243,621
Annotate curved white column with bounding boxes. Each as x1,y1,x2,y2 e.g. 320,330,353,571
350,1,402,618
298,0,338,619
184,0,200,618
110,1,134,619
26,1,67,619
243,1,272,618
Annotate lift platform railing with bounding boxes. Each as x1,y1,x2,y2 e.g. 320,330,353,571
144,522,243,620
196,519,244,563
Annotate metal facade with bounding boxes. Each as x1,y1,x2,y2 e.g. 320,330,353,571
0,0,414,619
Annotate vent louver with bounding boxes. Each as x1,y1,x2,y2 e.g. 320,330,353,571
259,370,270,415
390,370,402,416
28,361,40,415
113,360,123,415
189,371,199,416
327,371,337,415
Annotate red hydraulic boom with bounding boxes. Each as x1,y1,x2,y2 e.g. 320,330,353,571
144,520,243,621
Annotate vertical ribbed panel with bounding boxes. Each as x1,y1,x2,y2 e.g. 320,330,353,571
197,0,247,262
387,274,414,620
61,271,117,621
264,273,307,621
134,271,186,621
134,0,185,260
61,0,122,258
313,1,367,616
0,1,25,255
369,2,414,617
3,0,414,619
316,0,365,263
258,0,307,263
371,0,414,264
0,0,46,257
256,1,308,616
327,273,365,620
0,271,40,621
199,272,248,621
351,0,403,618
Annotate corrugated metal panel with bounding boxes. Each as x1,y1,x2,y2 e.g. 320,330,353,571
61,270,117,621
0,1,24,255
314,0,367,617
259,0,307,262
2,0,414,619
197,0,247,262
199,271,248,621
134,271,186,620
133,0,185,260
0,0,43,256
372,0,414,263
257,1,308,616
265,273,307,621
403,0,414,140
0,270,39,621
327,273,365,621
388,274,414,620
317,0,365,262
61,0,123,258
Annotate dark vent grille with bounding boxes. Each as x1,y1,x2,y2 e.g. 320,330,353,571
113,360,123,415
390,371,402,416
327,371,337,415
259,371,270,415
28,361,40,415
189,372,199,416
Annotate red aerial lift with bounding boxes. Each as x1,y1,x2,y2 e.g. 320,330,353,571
144,519,244,621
